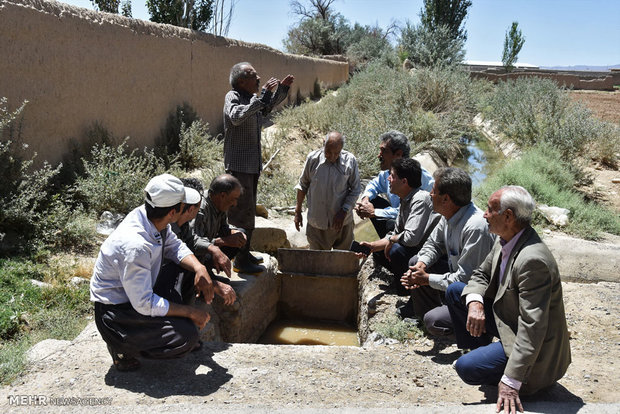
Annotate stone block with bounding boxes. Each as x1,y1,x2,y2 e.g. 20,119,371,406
544,233,620,283
251,226,290,254
200,254,280,343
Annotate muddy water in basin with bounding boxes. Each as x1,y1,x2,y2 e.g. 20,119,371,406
259,320,359,346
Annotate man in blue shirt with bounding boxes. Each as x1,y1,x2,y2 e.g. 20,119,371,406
355,130,433,238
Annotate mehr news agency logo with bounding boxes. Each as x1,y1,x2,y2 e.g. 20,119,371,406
7,394,112,406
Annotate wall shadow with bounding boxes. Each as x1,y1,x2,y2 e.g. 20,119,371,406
103,342,232,398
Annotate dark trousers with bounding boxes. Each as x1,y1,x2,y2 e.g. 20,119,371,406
369,197,396,239
374,242,421,295
446,281,507,385
201,233,243,270
94,263,199,360
406,254,452,335
226,171,258,256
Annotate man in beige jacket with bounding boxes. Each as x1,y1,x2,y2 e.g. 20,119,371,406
446,186,571,413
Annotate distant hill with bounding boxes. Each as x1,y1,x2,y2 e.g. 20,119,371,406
541,64,620,71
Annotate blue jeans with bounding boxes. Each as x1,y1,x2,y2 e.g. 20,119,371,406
446,282,507,386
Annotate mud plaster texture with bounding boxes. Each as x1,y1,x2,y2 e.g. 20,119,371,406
0,0,348,166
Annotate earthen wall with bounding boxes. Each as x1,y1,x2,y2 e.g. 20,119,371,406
0,0,349,165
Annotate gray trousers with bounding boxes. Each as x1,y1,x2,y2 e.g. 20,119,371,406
411,286,453,337
407,254,453,336
226,171,258,256
306,221,354,251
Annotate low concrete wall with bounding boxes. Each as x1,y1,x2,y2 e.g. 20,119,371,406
0,0,349,166
278,249,360,325
201,249,363,343
200,253,280,343
279,273,358,324
544,233,620,283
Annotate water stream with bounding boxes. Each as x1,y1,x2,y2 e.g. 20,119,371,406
453,137,504,189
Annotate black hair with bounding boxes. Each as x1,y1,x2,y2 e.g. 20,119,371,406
380,130,411,158
180,177,204,213
209,174,243,195
391,158,422,189
144,192,182,220
433,167,472,207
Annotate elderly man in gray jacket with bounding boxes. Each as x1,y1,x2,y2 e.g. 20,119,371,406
446,185,571,413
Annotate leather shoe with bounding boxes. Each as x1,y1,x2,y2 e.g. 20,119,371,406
249,253,264,264
233,260,265,274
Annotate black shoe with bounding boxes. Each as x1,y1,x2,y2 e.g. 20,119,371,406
191,340,203,353
107,345,140,372
249,253,264,264
395,298,416,319
233,259,265,274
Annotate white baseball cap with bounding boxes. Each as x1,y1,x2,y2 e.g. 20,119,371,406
144,174,201,208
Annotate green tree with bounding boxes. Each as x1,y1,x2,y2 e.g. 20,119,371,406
91,0,132,17
420,0,472,41
283,0,350,55
146,0,214,31
502,21,525,72
346,23,396,67
399,22,464,68
120,0,132,17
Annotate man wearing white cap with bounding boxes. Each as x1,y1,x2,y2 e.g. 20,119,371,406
90,174,214,372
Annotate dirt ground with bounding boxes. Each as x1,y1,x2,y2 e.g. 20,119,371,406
569,90,620,213
570,90,620,125
2,92,619,413
1,276,618,412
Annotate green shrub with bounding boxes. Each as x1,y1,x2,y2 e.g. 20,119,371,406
58,122,115,185
373,314,424,342
273,63,476,178
588,122,620,168
480,77,620,163
0,99,77,254
74,138,167,215
173,120,224,171
475,144,620,240
157,103,198,162
399,23,465,68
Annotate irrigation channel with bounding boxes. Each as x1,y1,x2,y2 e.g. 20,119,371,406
260,137,504,347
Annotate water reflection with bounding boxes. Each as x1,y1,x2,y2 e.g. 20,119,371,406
453,137,503,188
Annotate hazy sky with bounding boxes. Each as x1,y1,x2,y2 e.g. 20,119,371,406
60,0,619,67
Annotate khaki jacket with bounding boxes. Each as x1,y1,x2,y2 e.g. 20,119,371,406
463,226,571,394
